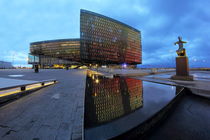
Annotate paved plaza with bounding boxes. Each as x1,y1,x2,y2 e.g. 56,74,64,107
136,71,210,98
0,69,210,140
92,68,210,98
88,69,210,139
0,69,86,140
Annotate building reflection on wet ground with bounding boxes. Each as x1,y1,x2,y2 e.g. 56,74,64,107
84,71,182,140
85,72,143,128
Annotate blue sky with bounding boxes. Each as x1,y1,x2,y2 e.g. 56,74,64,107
0,0,209,67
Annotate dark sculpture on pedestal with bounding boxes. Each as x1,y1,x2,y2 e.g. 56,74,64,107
171,36,193,81
174,36,187,56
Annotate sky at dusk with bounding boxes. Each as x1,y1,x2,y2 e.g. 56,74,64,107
0,0,209,67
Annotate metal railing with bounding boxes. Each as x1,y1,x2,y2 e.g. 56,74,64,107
0,79,57,102
0,79,57,92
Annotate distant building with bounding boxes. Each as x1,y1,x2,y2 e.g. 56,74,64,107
29,39,80,68
29,9,142,68
0,61,13,69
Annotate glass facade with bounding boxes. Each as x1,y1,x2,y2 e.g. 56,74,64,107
29,9,142,66
80,9,142,64
30,39,80,65
28,54,39,64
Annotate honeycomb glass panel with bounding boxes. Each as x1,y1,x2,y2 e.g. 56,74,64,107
80,9,142,65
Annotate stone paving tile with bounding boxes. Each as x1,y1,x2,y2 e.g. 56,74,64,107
0,69,86,140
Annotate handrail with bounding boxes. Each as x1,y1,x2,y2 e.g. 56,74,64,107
0,79,57,91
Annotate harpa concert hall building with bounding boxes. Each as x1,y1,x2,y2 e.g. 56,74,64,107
29,9,142,68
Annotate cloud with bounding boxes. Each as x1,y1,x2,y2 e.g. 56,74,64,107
4,51,28,64
0,0,209,67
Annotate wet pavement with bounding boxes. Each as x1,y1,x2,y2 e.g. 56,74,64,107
84,71,180,140
86,70,210,139
90,68,175,77
146,94,210,140
0,69,210,140
146,71,210,81
134,71,210,98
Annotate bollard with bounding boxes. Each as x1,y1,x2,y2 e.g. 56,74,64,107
34,65,39,73
21,86,26,91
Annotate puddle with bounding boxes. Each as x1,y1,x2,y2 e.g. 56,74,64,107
85,74,143,128
8,75,24,77
84,71,181,140
52,94,60,99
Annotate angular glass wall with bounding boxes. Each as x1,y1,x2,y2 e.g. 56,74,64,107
28,54,39,64
80,9,142,64
30,39,81,63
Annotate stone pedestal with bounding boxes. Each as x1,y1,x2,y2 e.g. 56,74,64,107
171,56,193,81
